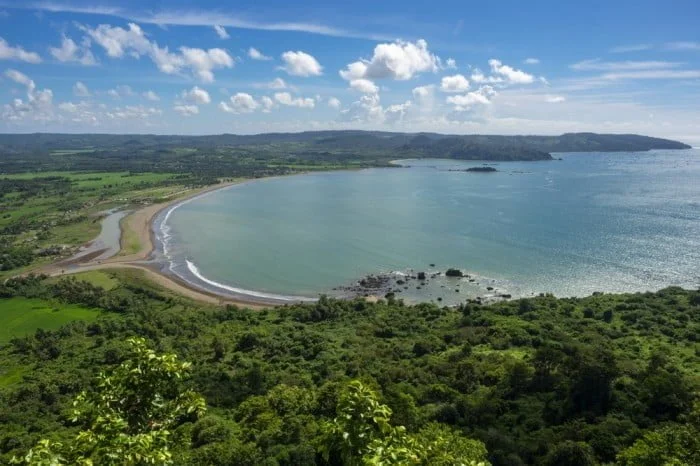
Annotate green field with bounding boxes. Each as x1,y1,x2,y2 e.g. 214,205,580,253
1,171,175,189
0,297,100,345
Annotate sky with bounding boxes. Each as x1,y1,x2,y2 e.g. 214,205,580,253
0,0,699,143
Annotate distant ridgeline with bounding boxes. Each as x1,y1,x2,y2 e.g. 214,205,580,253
0,131,690,173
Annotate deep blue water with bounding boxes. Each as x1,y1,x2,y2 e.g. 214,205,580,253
158,150,700,303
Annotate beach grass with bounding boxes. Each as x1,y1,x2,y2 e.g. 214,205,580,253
0,297,100,345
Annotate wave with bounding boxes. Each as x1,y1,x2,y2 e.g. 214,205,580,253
185,259,315,302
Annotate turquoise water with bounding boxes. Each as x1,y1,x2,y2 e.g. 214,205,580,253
159,150,700,303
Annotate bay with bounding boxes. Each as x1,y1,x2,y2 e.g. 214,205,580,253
158,150,700,303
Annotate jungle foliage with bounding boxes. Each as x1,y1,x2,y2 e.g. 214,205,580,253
0,272,697,465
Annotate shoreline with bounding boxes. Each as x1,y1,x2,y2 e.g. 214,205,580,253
42,179,282,308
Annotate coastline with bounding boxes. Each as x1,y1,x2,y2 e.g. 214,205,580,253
42,179,278,308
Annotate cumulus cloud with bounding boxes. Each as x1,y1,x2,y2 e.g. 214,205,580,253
173,104,199,116
280,50,322,76
274,92,315,108
2,69,54,122
107,85,134,99
446,85,497,111
440,74,470,92
339,39,439,81
328,97,341,109
248,47,271,61
488,59,535,84
220,92,259,113
0,37,41,63
257,77,287,89
143,90,160,101
180,86,211,104
73,81,91,97
545,95,566,103
260,96,275,112
445,58,457,69
49,35,96,65
107,105,161,120
82,23,233,82
524,58,540,65
384,101,412,124
341,94,385,123
349,78,378,94
213,25,229,39
412,85,435,110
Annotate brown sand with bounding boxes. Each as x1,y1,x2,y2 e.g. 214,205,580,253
39,181,273,308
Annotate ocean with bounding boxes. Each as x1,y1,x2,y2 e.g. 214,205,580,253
154,149,700,305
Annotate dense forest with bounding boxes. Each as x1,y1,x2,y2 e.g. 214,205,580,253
0,132,691,174
0,272,698,465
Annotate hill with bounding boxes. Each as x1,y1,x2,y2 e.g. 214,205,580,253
0,132,690,173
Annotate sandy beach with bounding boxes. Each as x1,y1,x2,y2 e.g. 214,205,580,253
41,180,272,309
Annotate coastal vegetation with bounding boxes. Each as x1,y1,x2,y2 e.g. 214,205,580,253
0,132,696,464
0,270,697,465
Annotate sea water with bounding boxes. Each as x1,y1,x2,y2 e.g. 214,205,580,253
156,150,700,304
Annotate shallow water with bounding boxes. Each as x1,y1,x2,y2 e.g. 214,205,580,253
158,150,700,304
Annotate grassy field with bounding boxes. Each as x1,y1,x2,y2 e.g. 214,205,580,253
1,171,175,189
0,297,100,345
46,270,119,290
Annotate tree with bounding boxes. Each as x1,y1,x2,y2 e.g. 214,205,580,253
13,337,206,465
319,380,489,465
543,441,597,466
617,403,700,466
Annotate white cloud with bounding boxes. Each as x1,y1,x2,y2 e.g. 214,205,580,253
524,58,540,65
73,81,91,97
260,96,275,112
107,105,161,120
265,77,287,89
488,59,535,84
143,90,160,101
440,74,470,92
179,47,234,82
2,69,54,122
328,97,341,109
248,47,272,61
220,92,259,113
446,86,497,111
665,41,700,51
545,95,566,103
180,86,211,104
349,79,378,94
340,39,439,81
280,50,322,76
570,59,683,71
5,69,33,87
0,37,41,63
445,58,457,69
82,23,234,82
385,101,412,124
49,35,96,65
274,92,315,108
213,25,229,39
107,85,134,99
173,104,199,116
412,85,434,101
340,94,385,123
610,44,652,53
600,70,700,80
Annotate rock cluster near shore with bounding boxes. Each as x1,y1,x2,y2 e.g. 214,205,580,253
335,267,514,304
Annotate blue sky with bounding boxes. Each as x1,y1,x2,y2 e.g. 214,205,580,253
0,0,699,143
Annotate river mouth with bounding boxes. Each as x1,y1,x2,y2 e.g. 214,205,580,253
152,151,700,305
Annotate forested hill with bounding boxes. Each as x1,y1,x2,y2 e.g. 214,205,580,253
0,131,690,166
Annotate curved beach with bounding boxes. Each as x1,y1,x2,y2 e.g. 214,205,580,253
43,180,279,308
